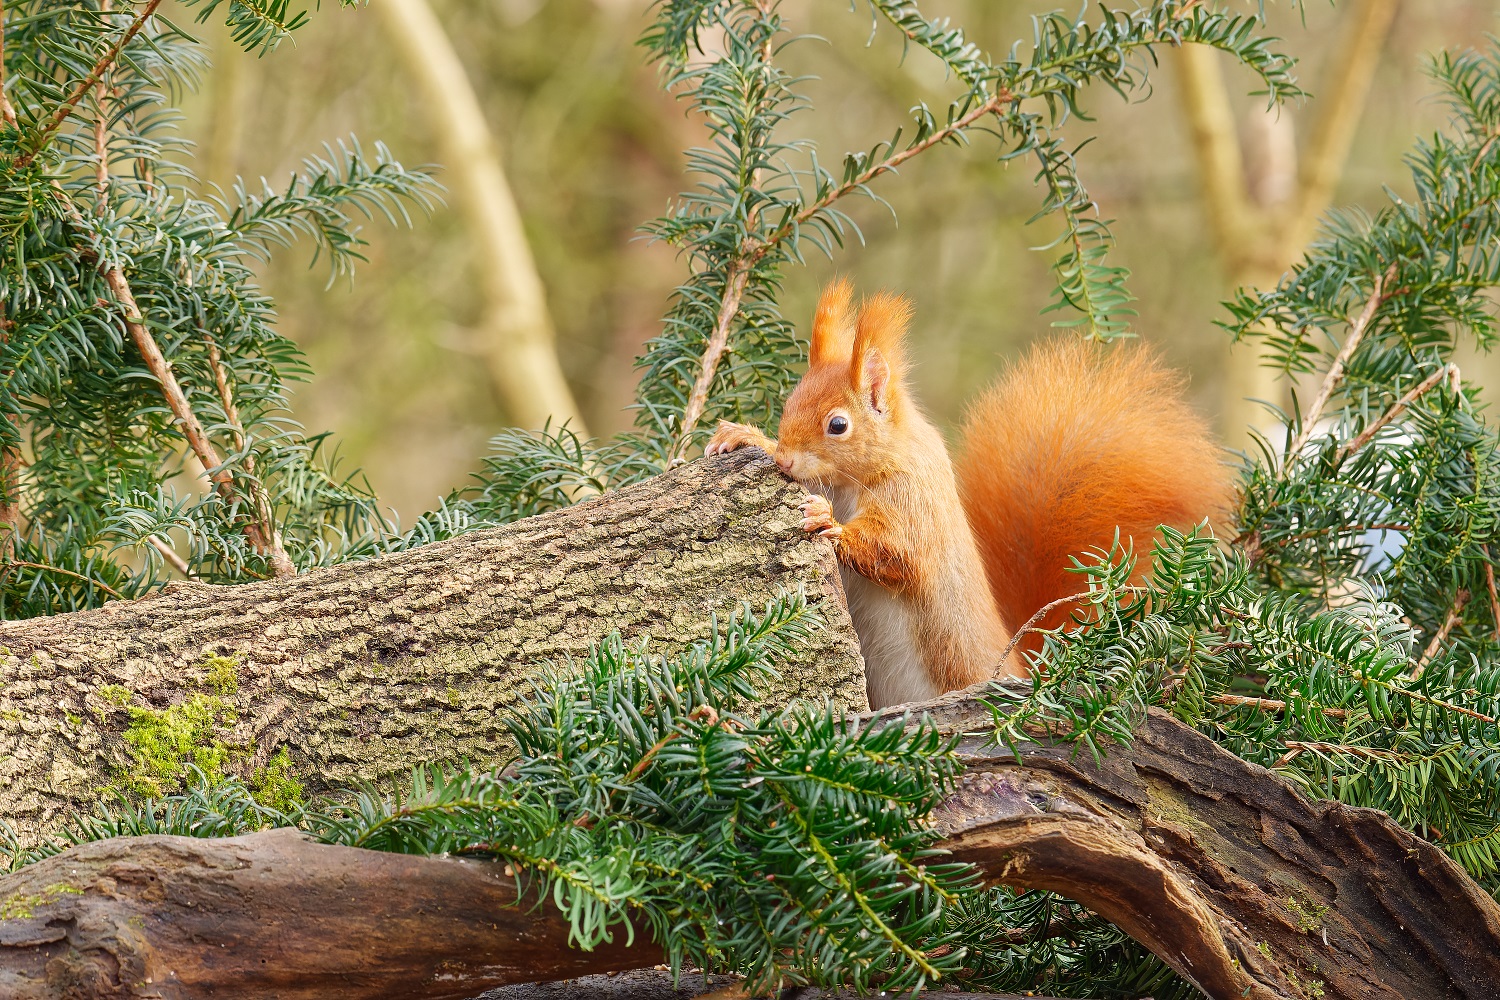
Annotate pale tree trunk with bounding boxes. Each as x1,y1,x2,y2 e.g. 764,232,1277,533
1,457,1497,1000
1175,0,1401,445
373,0,589,434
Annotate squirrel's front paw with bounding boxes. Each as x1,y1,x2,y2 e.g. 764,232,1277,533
800,494,843,540
706,420,768,456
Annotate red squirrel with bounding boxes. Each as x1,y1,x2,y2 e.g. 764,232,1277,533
707,279,1232,709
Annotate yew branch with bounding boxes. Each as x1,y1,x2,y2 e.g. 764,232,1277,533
15,0,161,168
99,262,293,577
1333,362,1459,467
1284,265,1393,465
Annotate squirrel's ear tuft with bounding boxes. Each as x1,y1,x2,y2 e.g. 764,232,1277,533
810,278,856,367
851,291,912,411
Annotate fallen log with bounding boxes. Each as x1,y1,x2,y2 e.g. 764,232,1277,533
0,828,657,1000
0,451,866,847
2,456,1497,1000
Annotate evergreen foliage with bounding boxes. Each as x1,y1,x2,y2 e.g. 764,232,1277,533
0,0,437,611
6,0,1500,997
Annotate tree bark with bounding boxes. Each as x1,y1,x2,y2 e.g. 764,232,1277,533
2,457,1496,1000
921,692,1500,1000
0,451,866,848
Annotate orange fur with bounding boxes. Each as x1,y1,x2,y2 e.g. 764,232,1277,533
958,338,1233,657
705,283,1231,706
835,504,921,593
766,290,1020,707
849,291,913,406
810,278,856,367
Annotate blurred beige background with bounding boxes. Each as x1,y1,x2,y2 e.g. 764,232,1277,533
174,0,1500,519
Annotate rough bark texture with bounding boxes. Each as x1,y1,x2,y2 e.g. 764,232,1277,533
0,452,866,847
0,829,657,1000
921,690,1500,1000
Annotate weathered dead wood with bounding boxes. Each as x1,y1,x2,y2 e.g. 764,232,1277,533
0,452,865,847
0,828,659,1000
919,691,1500,1000
2,457,1498,1000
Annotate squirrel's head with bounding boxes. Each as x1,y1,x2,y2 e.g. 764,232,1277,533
775,279,912,486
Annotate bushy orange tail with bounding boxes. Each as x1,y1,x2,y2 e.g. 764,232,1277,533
957,338,1234,657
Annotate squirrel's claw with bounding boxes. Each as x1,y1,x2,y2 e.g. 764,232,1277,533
706,420,765,456
800,494,842,540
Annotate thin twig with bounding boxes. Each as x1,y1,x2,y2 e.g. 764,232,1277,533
0,559,123,598
672,261,751,464
1411,589,1469,681
145,534,192,577
1484,546,1500,641
1283,265,1393,467
777,92,1005,243
623,704,720,783
1333,363,1459,467
1395,686,1495,726
1253,522,1409,548
93,0,111,206
1273,740,1403,769
0,303,20,557
997,585,1148,666
0,0,18,128
1211,693,1348,719
204,333,249,465
15,0,162,168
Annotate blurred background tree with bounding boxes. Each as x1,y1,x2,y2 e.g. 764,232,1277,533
176,0,1500,518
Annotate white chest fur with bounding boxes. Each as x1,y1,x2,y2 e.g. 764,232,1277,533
818,483,938,709
841,570,938,708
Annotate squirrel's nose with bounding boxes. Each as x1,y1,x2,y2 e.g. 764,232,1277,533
775,454,795,478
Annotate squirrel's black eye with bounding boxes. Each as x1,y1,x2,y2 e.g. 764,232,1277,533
827,415,849,436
